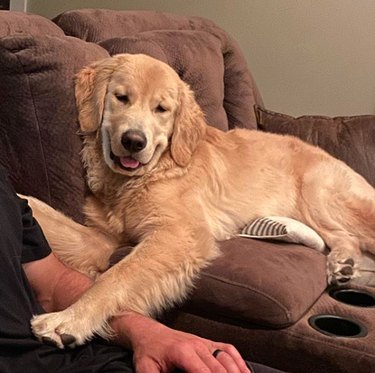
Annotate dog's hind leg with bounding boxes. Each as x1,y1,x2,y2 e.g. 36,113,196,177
322,232,362,286
19,194,119,278
297,161,375,286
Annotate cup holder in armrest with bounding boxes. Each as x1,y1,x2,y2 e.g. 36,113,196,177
308,315,367,338
329,288,375,307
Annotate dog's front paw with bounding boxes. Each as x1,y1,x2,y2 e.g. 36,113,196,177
327,254,359,286
31,310,93,349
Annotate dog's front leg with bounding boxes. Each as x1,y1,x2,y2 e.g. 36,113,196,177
31,224,219,348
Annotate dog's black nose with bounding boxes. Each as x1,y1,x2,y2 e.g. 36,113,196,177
121,130,147,153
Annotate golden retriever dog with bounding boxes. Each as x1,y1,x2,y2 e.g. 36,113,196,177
29,53,375,348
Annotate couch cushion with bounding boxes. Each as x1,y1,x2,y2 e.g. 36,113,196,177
99,31,227,130
184,237,327,327
0,11,64,38
54,8,263,130
255,106,375,187
53,9,220,42
0,33,109,222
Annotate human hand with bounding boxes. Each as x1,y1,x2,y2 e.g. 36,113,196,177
118,313,251,373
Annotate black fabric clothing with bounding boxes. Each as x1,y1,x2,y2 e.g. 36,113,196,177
0,166,284,373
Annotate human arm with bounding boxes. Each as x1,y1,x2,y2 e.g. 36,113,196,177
23,253,251,373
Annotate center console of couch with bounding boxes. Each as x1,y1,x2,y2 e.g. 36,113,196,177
0,9,374,373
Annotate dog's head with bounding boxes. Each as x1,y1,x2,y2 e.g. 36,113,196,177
75,53,206,176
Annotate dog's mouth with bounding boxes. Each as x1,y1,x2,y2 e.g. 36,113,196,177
110,151,143,171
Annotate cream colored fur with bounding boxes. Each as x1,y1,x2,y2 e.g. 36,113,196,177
30,53,375,348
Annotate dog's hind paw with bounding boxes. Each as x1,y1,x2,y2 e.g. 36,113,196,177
327,255,359,286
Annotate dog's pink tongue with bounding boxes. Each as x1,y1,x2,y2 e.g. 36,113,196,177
120,156,140,169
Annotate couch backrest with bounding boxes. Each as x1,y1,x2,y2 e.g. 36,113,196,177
0,10,262,221
54,9,263,131
0,11,109,222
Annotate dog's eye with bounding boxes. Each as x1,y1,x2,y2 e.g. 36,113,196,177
116,95,129,104
155,105,167,113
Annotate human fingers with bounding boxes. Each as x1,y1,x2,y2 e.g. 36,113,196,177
216,344,251,373
195,347,229,373
174,346,216,373
214,350,246,373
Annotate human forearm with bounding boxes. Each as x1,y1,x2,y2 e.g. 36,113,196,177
110,310,163,349
51,265,93,311
23,252,93,313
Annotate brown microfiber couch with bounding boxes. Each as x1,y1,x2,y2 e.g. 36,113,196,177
0,9,374,373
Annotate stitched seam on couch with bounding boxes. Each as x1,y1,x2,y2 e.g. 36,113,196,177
201,271,292,322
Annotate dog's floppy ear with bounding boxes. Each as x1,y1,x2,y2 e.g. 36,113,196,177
170,83,206,167
75,59,115,133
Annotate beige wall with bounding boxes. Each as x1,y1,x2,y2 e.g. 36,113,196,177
28,0,375,116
